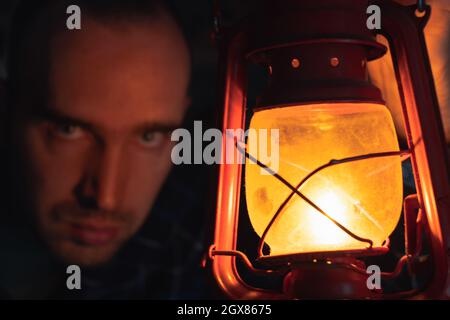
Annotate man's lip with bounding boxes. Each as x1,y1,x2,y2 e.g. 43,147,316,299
68,222,119,246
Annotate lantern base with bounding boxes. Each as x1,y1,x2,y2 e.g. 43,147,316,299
282,259,381,299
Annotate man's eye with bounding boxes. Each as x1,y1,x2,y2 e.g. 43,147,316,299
53,123,86,140
139,131,165,148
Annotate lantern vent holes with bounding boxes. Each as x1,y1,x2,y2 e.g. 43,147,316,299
291,58,301,69
330,57,340,67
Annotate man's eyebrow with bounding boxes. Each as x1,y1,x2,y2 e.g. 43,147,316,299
32,107,95,130
135,123,181,134
33,106,182,134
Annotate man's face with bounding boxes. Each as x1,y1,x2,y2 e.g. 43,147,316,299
14,14,190,267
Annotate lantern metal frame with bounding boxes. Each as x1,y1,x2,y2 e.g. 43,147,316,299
208,0,450,299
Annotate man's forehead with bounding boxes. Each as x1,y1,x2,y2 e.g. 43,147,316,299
43,14,190,131
50,13,190,77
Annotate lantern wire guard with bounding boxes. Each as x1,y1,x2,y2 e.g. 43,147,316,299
210,138,425,287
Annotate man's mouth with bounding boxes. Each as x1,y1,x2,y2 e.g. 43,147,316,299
67,222,119,246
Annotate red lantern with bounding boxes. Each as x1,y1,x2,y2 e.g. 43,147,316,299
207,0,450,299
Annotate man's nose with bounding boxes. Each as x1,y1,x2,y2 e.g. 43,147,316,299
79,145,125,211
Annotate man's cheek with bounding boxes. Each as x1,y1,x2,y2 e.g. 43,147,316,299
31,155,83,207
25,129,87,181
23,133,87,215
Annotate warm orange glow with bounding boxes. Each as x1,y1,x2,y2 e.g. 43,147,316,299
245,103,403,255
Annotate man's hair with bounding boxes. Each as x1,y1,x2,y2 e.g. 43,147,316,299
6,0,180,104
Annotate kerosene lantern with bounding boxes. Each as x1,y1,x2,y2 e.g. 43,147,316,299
207,0,450,299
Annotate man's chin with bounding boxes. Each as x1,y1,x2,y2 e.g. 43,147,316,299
48,240,124,268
